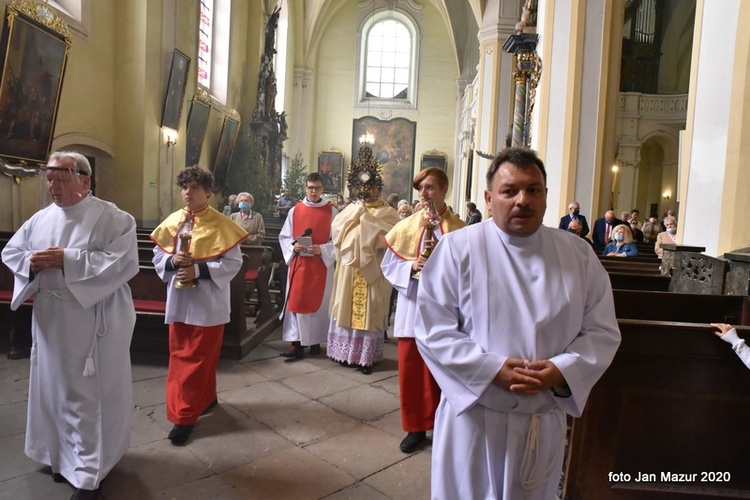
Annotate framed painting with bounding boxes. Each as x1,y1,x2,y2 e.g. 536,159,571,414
213,109,241,187
318,149,344,193
185,89,212,166
160,49,190,130
420,149,448,171
351,116,416,202
0,0,71,168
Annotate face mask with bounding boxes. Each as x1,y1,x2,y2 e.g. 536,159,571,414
649,217,656,222
573,209,580,216
667,227,677,234
615,233,624,242
567,227,577,234
238,202,251,211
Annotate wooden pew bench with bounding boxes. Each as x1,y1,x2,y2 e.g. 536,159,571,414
566,321,750,499
608,272,671,291
240,245,275,324
613,289,750,324
130,258,255,357
600,259,662,275
0,256,33,359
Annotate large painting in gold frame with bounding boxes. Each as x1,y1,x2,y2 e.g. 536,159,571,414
185,89,212,166
351,116,416,202
213,109,241,187
0,0,71,168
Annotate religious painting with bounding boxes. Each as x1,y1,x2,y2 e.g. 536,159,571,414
420,150,448,171
213,109,240,187
351,116,416,202
318,149,344,194
185,89,212,166
160,49,190,130
0,1,71,168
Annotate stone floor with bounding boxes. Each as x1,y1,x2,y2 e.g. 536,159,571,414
0,328,432,499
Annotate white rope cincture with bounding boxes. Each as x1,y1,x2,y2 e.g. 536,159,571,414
519,408,567,492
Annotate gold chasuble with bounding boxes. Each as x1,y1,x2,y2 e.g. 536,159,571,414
150,203,248,260
330,199,399,331
384,206,466,260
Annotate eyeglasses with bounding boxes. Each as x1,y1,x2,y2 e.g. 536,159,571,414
306,185,323,191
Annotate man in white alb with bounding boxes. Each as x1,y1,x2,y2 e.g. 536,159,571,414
415,148,621,499
2,151,139,500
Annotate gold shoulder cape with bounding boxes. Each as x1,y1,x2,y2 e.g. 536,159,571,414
150,204,249,261
384,206,466,260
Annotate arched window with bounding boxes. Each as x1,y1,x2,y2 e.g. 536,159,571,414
357,10,420,108
198,0,231,104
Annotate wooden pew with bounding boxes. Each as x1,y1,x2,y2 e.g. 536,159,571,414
566,322,750,499
129,249,279,359
0,247,32,359
613,290,750,325
240,245,275,324
600,260,662,275
608,272,670,291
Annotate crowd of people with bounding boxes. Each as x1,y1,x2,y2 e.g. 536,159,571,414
561,202,680,260
3,148,746,500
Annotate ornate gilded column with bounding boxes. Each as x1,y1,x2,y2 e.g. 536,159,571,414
502,33,540,148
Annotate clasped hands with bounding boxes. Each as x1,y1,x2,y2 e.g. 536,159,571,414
293,243,321,255
30,247,64,272
173,250,196,281
493,357,566,396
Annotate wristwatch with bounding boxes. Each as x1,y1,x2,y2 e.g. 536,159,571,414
551,381,572,398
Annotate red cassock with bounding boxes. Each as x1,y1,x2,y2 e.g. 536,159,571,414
286,202,333,314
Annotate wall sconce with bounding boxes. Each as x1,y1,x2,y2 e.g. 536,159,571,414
359,132,374,145
611,164,619,173
164,128,177,149
663,192,671,201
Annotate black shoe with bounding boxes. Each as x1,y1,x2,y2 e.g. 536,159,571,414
52,472,66,483
400,431,426,453
279,349,297,358
202,399,218,415
168,424,193,445
70,488,100,500
338,360,350,367
360,365,373,375
309,344,321,355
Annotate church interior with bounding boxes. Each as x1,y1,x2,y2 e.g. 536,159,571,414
1,0,750,498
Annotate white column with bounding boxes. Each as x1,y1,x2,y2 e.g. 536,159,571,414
289,67,313,157
680,0,744,256
533,0,622,226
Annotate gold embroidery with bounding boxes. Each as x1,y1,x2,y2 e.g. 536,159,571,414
350,269,368,330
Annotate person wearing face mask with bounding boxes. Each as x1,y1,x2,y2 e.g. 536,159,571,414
603,224,639,257
230,192,266,245
558,201,589,238
641,215,663,243
592,210,626,252
654,216,678,259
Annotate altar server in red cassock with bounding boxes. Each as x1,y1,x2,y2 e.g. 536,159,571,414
278,172,337,361
382,167,466,453
151,165,247,445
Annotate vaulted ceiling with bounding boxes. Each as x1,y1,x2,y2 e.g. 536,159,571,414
296,0,488,79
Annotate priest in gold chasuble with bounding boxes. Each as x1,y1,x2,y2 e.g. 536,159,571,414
326,145,399,374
